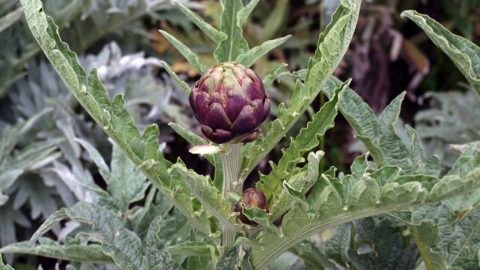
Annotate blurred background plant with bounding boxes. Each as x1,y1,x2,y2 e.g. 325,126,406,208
0,0,479,268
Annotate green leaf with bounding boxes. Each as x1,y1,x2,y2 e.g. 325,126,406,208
0,240,111,263
411,203,480,270
257,80,347,200
414,91,480,170
237,0,260,27
327,77,441,176
249,144,480,269
347,219,417,270
442,143,480,211
262,63,288,88
261,0,288,42
109,143,149,210
0,108,57,201
75,138,112,182
401,10,480,95
175,1,227,44
167,243,216,258
241,0,362,181
335,82,383,163
169,164,238,234
159,30,208,73
30,209,67,243
0,254,14,270
216,245,253,270
159,60,191,96
214,0,249,62
68,202,148,269
20,0,212,236
269,151,324,221
241,204,277,233
236,35,291,67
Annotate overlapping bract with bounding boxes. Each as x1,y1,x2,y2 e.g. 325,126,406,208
189,62,270,143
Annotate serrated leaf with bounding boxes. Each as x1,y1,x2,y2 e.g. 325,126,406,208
159,30,207,73
401,10,480,95
262,63,288,88
75,138,112,182
428,172,480,203
65,202,148,269
30,209,67,243
0,240,111,263
411,203,480,270
20,0,212,236
270,151,324,220
159,60,191,96
249,143,480,269
216,245,252,270
241,0,362,181
257,81,347,200
237,0,259,27
110,143,149,210
169,164,238,234
347,219,418,270
236,35,291,67
143,124,161,161
336,83,383,163
175,1,227,44
328,77,440,176
214,0,249,62
241,204,277,233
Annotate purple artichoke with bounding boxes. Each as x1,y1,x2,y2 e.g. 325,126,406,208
189,62,270,144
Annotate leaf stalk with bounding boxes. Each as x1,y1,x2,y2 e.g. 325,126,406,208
220,143,242,249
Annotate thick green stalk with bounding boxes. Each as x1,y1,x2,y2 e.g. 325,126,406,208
220,143,242,249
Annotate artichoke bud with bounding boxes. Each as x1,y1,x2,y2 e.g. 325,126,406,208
234,188,268,225
189,62,271,144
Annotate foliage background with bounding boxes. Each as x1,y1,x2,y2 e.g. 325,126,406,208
0,0,479,269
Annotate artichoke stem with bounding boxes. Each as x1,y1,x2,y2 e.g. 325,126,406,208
220,143,242,249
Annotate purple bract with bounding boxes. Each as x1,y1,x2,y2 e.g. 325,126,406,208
189,62,270,144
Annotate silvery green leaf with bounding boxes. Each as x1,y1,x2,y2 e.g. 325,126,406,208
401,11,480,95
216,245,253,270
411,203,480,270
174,1,227,44
0,239,111,263
415,91,480,169
0,201,31,250
0,254,14,270
159,61,191,96
257,81,346,200
236,35,291,68
262,63,288,88
159,30,208,73
249,143,480,269
20,0,212,236
241,0,362,181
214,0,249,62
237,0,259,27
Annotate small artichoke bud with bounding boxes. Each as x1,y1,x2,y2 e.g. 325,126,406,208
234,188,268,225
189,62,271,144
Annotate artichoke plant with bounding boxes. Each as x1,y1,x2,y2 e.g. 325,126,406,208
189,62,271,144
